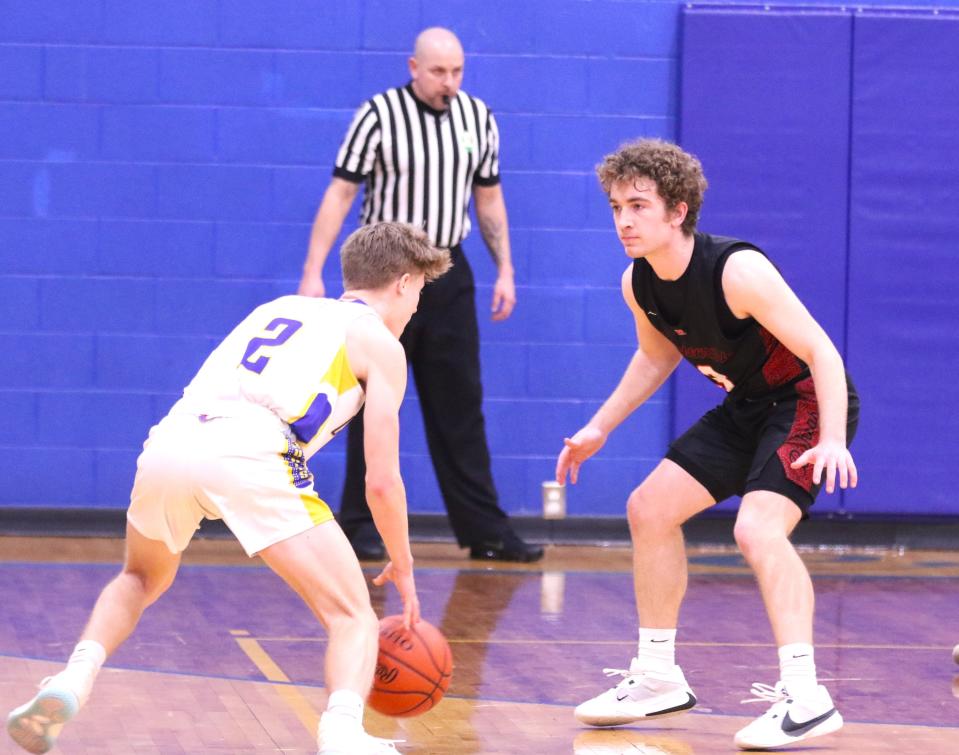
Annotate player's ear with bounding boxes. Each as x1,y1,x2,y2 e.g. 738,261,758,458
670,201,688,228
397,272,412,294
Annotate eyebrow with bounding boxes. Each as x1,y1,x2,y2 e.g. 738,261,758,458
610,194,649,205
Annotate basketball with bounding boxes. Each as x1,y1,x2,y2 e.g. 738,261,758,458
367,615,453,717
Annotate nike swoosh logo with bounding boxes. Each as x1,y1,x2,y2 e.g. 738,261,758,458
649,639,669,643
616,693,629,701
791,654,810,659
649,692,697,716
647,311,657,317
781,707,837,736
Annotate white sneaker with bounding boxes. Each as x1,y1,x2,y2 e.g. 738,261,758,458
574,658,697,727
317,712,402,755
734,682,843,750
6,673,86,754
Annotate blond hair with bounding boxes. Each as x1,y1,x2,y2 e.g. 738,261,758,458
340,222,451,290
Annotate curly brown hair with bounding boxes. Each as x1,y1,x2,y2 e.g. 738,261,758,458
596,139,708,235
340,222,451,290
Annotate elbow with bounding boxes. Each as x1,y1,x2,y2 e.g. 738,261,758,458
806,342,844,375
365,471,404,503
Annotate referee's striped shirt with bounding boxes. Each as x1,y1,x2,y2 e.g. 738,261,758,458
333,83,501,250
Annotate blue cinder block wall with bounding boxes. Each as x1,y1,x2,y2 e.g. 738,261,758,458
2,0,958,521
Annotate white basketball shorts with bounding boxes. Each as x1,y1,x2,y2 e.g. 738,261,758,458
127,412,334,556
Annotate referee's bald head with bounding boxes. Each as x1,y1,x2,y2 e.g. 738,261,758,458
413,27,462,60
409,27,464,111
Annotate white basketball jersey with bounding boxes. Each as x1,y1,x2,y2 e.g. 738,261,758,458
169,296,375,459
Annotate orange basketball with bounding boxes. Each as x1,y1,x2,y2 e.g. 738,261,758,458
367,615,453,717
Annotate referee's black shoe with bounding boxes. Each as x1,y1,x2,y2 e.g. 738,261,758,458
469,531,544,563
345,528,386,561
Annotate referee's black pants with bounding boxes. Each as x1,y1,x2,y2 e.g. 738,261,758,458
338,244,510,546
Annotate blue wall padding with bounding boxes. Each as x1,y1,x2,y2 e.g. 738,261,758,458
0,1,678,516
679,7,853,512
5,2,959,518
845,10,959,514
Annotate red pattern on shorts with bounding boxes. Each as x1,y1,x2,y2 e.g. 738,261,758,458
777,377,819,492
759,327,805,388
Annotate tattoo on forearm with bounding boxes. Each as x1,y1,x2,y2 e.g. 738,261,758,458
478,212,505,262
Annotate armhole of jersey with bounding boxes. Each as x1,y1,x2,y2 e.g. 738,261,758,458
629,260,645,310
714,244,761,337
343,305,385,391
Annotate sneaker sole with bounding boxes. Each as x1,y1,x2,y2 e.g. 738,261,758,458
6,688,78,754
575,692,697,727
735,710,844,750
468,549,544,563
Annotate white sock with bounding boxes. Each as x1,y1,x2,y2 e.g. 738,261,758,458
56,640,106,707
637,627,677,673
68,640,107,670
325,689,364,722
778,642,817,698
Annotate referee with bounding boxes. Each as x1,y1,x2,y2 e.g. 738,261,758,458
298,27,543,563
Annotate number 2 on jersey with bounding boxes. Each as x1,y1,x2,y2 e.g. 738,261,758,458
240,318,303,374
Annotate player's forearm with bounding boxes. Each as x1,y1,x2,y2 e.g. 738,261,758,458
366,473,414,572
590,350,679,435
806,344,849,444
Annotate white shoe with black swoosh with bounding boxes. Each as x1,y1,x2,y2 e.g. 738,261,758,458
574,658,697,727
734,681,843,750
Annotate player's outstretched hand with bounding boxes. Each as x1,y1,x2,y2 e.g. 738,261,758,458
556,425,607,485
373,562,420,629
790,440,857,494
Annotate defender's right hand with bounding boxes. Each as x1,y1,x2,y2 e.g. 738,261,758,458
556,426,607,485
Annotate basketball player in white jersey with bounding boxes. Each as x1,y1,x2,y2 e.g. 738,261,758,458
6,222,451,755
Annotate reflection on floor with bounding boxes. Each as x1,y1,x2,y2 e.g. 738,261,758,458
1,538,957,754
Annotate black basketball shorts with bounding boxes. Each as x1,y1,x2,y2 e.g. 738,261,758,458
665,375,860,513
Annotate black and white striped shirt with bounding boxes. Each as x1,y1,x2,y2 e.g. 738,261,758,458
333,83,501,249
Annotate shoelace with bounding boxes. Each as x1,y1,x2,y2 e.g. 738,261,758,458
740,681,790,705
360,730,405,751
602,666,641,679
367,734,404,752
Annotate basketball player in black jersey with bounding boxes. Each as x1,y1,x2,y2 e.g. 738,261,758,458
557,139,858,750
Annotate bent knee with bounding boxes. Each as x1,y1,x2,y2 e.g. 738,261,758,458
122,566,175,604
733,517,782,560
626,486,678,535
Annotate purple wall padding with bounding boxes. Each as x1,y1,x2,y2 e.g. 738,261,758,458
679,6,853,512
845,10,959,514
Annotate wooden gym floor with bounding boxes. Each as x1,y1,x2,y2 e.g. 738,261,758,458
1,536,957,754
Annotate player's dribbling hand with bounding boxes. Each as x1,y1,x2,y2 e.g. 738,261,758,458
373,562,420,629
790,440,858,494
556,425,607,485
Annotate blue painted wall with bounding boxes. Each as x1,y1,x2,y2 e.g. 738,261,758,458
2,1,958,521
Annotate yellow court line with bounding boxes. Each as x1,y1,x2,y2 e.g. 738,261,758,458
230,629,320,737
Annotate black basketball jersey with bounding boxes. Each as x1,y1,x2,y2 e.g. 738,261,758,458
631,232,808,398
